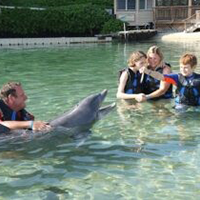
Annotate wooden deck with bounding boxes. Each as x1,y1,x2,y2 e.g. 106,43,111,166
118,29,157,41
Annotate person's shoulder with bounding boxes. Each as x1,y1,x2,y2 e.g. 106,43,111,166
163,62,171,70
194,72,200,77
0,100,4,120
164,62,171,68
165,73,178,76
0,109,3,121
119,67,129,75
119,67,130,79
21,109,35,120
0,99,4,107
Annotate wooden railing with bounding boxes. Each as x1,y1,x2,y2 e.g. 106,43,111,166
154,6,200,22
183,12,197,32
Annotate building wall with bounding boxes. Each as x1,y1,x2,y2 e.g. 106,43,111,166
115,10,153,26
114,0,155,27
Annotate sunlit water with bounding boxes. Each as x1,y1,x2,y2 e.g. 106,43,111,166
0,39,200,200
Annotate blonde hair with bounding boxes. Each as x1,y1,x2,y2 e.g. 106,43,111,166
147,45,164,62
179,53,197,68
128,51,147,68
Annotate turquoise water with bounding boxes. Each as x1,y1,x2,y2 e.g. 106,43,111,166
0,40,200,199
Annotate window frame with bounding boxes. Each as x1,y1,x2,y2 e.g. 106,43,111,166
117,0,136,10
139,0,153,10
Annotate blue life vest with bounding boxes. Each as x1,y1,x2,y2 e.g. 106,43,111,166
144,64,173,99
119,68,145,94
175,73,200,106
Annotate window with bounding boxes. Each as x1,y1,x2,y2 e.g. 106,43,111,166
193,0,200,5
140,0,145,9
117,0,136,10
156,0,188,6
117,0,126,9
147,0,153,9
139,0,153,10
180,0,188,5
128,0,136,9
173,0,188,5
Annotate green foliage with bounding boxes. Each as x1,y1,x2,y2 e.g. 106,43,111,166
101,18,124,34
0,4,113,37
0,0,113,8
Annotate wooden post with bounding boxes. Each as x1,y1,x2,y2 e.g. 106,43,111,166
136,0,139,26
123,23,127,40
196,10,200,22
188,0,192,18
153,0,156,29
114,0,116,15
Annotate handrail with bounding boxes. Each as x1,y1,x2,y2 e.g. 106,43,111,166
155,5,188,9
154,6,200,22
182,13,196,22
183,12,198,32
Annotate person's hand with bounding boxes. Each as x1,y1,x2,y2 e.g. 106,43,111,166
135,93,146,102
32,121,52,132
139,66,146,74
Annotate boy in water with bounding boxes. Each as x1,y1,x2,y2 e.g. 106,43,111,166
140,53,200,108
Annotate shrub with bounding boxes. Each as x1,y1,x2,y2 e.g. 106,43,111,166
0,4,111,37
0,0,113,8
101,18,124,34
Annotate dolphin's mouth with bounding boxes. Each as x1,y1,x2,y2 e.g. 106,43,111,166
99,89,108,104
97,90,115,120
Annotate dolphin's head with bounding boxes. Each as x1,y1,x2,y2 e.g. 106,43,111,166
74,89,108,123
49,89,110,128
78,89,107,111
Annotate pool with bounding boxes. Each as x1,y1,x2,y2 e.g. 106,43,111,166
0,40,199,199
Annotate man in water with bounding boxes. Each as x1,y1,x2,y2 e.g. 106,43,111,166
0,82,51,132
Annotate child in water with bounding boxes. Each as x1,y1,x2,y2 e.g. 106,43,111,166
140,53,200,108
116,51,147,101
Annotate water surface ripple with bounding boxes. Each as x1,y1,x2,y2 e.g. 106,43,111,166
0,41,199,199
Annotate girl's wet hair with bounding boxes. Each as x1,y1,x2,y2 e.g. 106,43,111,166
128,51,147,67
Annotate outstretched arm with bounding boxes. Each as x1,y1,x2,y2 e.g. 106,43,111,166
138,66,172,102
0,120,51,131
141,68,164,81
145,80,170,100
146,66,172,100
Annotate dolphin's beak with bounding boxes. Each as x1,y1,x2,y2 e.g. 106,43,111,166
100,89,108,102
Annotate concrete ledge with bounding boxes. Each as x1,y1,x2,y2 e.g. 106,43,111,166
161,32,200,42
0,37,112,47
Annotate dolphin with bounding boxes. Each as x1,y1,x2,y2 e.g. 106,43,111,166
0,89,115,144
50,89,114,128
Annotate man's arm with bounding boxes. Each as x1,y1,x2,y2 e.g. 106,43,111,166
0,120,51,131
